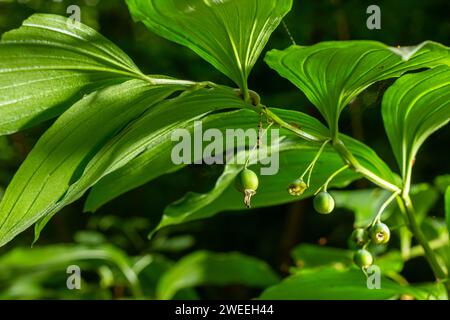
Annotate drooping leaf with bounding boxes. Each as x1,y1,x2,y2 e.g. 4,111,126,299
0,79,187,247
34,86,249,240
156,251,279,299
382,65,450,179
126,0,293,90
0,14,152,135
265,41,449,134
84,107,331,212
259,268,429,300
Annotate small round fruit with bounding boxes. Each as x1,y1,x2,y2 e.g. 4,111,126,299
239,169,259,192
353,249,373,268
351,228,370,247
288,178,308,196
370,222,390,244
313,191,335,214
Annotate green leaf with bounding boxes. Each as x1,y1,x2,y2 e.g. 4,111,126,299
291,244,352,269
265,41,449,135
0,14,150,135
126,0,293,90
333,189,392,227
434,174,450,193
446,186,450,234
34,86,248,240
0,79,186,247
156,251,279,300
382,65,450,179
0,244,141,292
81,105,394,234
259,268,429,300
84,106,330,212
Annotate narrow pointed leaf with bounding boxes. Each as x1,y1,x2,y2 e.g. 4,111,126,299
0,14,147,135
259,268,430,300
33,87,249,240
126,0,293,89
265,41,449,134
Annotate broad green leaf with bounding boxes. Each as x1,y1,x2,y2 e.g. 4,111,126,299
0,244,141,293
82,106,395,235
152,145,359,234
34,86,249,240
156,251,279,300
265,41,449,134
333,189,392,227
291,244,352,269
435,174,450,193
84,107,331,211
259,268,429,300
0,14,153,135
382,66,450,179
126,0,293,90
0,79,186,247
291,244,403,274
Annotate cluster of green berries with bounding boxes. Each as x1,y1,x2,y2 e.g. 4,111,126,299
350,222,391,269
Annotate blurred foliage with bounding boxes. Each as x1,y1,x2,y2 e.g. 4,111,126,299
0,0,448,299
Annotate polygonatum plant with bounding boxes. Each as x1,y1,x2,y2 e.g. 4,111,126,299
0,0,449,298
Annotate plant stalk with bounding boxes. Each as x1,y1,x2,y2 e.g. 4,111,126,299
400,195,450,295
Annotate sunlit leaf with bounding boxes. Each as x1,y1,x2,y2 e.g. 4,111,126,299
259,267,429,300
126,0,293,90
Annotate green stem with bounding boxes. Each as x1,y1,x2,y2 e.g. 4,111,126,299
401,195,449,294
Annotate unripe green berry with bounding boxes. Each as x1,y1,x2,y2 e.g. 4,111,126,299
313,191,335,214
288,178,308,196
370,222,390,245
351,228,370,247
353,249,373,268
236,169,259,208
